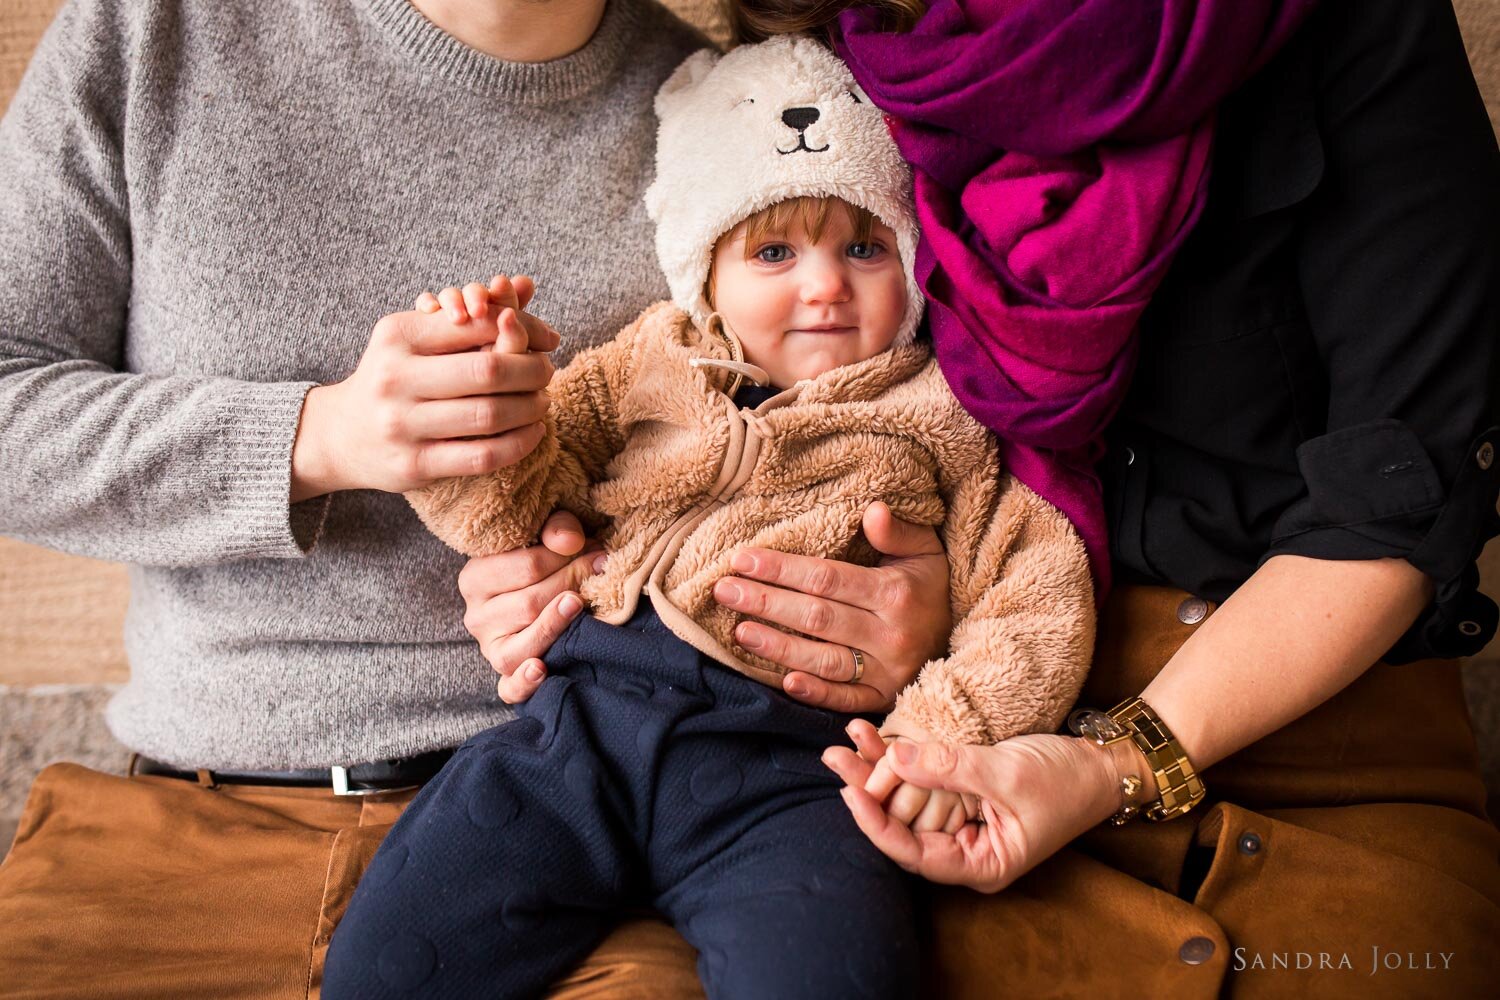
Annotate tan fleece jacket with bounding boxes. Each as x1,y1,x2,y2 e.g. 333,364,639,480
408,301,1095,745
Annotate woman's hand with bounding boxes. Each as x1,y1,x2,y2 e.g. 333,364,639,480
290,275,557,501
823,723,1126,892
457,509,602,703
712,501,951,713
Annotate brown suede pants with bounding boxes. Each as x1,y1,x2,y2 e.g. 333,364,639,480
1,586,1497,998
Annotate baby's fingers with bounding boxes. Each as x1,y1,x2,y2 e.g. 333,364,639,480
886,781,933,826
911,789,962,833
864,755,904,802
415,290,441,313
462,282,493,320
438,286,470,323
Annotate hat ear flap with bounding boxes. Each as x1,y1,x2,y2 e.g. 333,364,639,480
654,48,720,119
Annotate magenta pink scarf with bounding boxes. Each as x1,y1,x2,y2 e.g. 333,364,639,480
835,0,1317,593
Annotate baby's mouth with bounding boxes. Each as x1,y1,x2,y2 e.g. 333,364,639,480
788,325,857,335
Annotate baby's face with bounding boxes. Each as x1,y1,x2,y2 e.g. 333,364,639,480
710,212,907,388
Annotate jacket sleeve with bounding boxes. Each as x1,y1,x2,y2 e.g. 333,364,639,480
1262,0,1500,659
882,446,1097,746
403,315,643,557
0,0,331,567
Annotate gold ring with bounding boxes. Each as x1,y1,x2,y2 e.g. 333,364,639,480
849,647,865,684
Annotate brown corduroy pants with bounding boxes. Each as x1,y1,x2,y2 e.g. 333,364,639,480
1,586,1497,998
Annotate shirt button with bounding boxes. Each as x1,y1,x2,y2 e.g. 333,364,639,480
1238,832,1262,855
1478,442,1494,470
1179,937,1216,965
1177,597,1209,626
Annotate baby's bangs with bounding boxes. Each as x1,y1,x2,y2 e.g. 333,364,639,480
740,197,876,257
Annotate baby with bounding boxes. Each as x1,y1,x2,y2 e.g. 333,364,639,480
324,37,1093,1000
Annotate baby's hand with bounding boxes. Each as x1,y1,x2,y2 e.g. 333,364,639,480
859,720,978,834
415,274,541,356
865,754,973,834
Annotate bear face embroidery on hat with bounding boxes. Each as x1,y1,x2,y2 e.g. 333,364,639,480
645,36,923,346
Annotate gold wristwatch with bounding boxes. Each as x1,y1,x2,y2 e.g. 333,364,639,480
1067,697,1206,825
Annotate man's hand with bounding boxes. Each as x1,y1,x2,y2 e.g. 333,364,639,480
458,510,601,702
711,502,952,712
290,275,557,500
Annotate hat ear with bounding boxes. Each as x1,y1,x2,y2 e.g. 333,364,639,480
655,48,720,120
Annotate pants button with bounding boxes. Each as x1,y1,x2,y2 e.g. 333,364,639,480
1179,937,1216,965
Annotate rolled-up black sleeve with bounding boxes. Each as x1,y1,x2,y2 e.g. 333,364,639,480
1262,0,1500,658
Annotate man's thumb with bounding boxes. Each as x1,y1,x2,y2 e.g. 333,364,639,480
888,740,983,796
864,501,943,559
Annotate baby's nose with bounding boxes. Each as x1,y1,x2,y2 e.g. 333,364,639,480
781,106,820,132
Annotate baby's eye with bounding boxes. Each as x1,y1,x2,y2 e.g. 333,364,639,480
847,241,883,260
756,244,792,264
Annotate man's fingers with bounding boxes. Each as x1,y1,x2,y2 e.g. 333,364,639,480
404,348,554,399
414,423,546,479
862,501,945,559
540,510,587,556
378,310,498,356
462,547,603,636
712,575,877,650
728,547,879,610
459,544,578,606
497,658,546,704
780,670,890,713
488,590,583,681
733,621,868,682
406,393,550,441
514,307,560,353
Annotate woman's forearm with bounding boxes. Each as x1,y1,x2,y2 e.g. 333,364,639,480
1136,554,1436,772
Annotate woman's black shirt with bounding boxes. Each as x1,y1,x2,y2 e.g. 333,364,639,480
1104,0,1500,661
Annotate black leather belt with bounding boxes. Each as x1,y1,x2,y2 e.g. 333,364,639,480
128,748,455,796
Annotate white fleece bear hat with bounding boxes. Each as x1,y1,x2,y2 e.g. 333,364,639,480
646,35,924,347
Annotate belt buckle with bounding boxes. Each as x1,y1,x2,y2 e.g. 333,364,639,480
330,765,422,797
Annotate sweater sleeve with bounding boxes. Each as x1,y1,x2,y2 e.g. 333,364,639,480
882,453,1096,746
404,313,643,557
0,0,330,567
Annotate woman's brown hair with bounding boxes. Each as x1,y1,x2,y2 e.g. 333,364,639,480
727,1,926,44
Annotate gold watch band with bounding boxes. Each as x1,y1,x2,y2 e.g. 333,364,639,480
1067,696,1206,824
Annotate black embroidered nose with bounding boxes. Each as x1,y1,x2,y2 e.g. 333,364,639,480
781,107,820,132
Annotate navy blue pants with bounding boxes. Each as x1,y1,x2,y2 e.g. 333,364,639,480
324,606,918,999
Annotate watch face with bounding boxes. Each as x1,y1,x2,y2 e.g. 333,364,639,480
1067,709,1126,742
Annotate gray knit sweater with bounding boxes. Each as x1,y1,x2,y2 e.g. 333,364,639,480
0,0,704,768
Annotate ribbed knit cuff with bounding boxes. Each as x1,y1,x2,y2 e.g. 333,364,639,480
357,0,643,103
213,381,330,561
